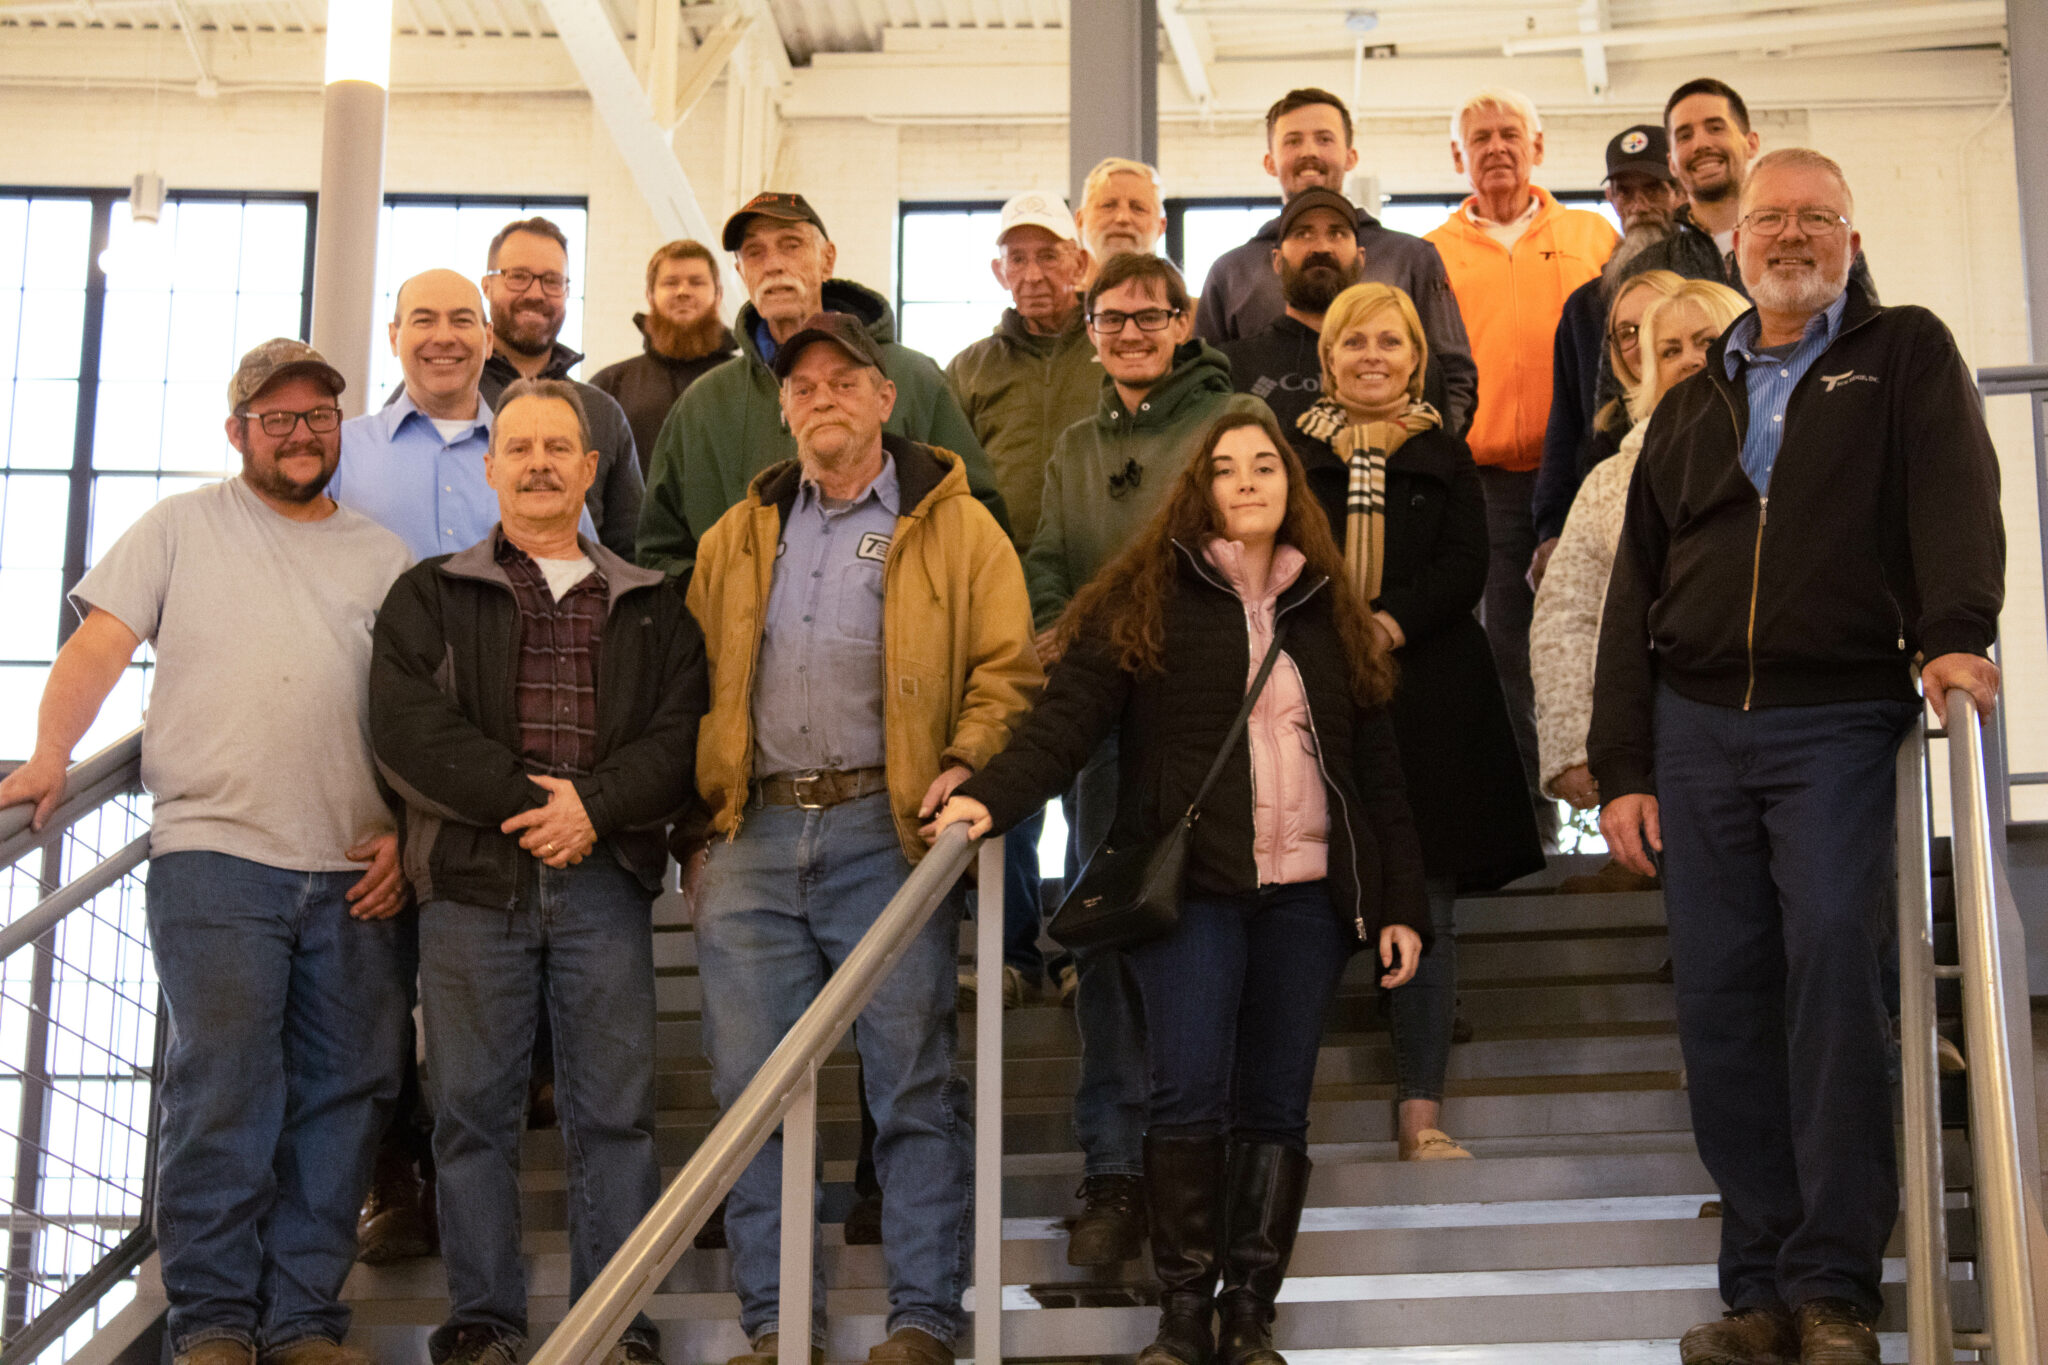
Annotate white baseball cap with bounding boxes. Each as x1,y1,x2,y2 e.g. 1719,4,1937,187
997,192,1077,245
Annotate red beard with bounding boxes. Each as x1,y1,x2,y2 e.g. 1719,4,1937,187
644,308,729,362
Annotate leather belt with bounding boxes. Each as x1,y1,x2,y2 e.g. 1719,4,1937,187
754,767,890,810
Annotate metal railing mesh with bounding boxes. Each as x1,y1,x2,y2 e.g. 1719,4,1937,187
0,787,158,1365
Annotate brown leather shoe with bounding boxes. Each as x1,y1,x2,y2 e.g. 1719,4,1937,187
175,1340,255,1365
866,1327,953,1365
263,1341,375,1365
1794,1298,1880,1364
1067,1174,1145,1266
357,1150,436,1264
1678,1305,1798,1365
726,1333,823,1365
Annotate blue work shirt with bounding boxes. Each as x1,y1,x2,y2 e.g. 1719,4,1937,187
333,390,595,561
752,456,898,779
1720,289,1849,497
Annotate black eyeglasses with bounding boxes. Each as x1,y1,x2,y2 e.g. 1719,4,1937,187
484,268,571,297
244,406,342,437
1738,209,1850,238
1088,307,1182,335
1108,457,1143,499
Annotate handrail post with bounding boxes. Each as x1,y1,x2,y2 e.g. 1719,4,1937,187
972,838,1006,1365
779,1060,819,1365
1895,722,1954,1364
1944,693,2042,1364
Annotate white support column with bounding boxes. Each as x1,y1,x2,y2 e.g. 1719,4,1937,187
779,1062,819,1365
2009,0,2048,361
309,0,390,418
973,838,1006,1365
1577,0,1610,97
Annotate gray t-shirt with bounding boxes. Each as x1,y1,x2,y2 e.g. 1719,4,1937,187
71,478,414,871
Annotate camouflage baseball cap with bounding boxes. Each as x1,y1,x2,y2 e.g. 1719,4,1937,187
227,338,346,412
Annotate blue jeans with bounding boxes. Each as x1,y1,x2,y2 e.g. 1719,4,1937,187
1654,685,1918,1318
1126,880,1353,1150
695,791,972,1347
1068,738,1147,1178
1386,876,1459,1103
418,853,662,1353
146,851,412,1356
999,807,1045,980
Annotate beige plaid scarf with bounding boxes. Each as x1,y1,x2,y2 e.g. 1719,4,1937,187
1296,396,1442,602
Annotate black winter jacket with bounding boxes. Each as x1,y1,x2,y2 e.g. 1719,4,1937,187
1588,293,2004,800
588,315,739,478
957,541,1428,944
1220,313,1452,437
370,530,709,908
1296,426,1544,891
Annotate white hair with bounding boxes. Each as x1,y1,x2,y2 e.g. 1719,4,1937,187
1081,157,1163,207
1451,87,1543,146
1740,147,1856,219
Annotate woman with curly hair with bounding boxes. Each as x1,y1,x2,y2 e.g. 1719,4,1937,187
927,408,1426,1365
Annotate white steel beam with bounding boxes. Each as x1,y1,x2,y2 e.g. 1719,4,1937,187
1158,0,1215,109
1503,1,2005,56
667,7,752,130
1576,0,1608,98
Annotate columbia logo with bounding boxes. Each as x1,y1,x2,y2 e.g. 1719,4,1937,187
1250,376,1279,399
1820,370,1879,393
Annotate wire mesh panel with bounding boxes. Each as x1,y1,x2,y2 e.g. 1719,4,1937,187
0,786,157,1365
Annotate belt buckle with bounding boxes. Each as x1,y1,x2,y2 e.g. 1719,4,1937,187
790,771,829,810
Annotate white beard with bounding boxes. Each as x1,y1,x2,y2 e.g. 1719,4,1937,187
1747,254,1851,316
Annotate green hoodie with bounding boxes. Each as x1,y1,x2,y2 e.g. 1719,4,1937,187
944,308,1100,553
636,278,1006,578
1023,339,1270,627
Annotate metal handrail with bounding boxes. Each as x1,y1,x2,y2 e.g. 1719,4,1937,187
0,731,143,874
1897,694,2048,1363
528,822,1008,1365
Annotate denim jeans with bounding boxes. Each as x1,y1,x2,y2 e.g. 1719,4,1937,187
999,807,1045,981
695,791,972,1347
146,851,412,1356
1067,737,1148,1178
1125,880,1353,1150
1654,685,1918,1318
418,853,662,1353
1385,875,1459,1103
1476,464,1559,850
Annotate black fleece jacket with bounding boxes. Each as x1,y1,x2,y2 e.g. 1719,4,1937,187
1588,292,2004,800
957,541,1428,945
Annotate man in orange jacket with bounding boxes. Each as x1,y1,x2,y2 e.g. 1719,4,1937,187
1426,87,1617,849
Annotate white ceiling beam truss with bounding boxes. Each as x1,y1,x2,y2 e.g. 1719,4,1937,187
1576,0,1608,98
666,7,750,130
1503,1,2006,56
1158,0,1216,111
168,0,221,97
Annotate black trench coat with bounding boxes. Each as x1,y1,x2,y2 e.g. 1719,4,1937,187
1295,424,1545,891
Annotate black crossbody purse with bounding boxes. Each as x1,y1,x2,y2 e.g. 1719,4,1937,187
1047,625,1290,951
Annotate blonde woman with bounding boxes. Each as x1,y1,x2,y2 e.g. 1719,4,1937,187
1530,279,1749,843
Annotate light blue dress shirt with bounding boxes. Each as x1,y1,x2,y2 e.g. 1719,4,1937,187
752,456,899,779
1720,289,1849,497
333,390,595,561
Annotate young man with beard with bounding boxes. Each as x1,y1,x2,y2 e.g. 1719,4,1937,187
473,217,645,556
1528,124,1684,588
0,340,414,1365
1195,87,1476,436
1593,150,2003,1365
1426,87,1617,853
591,240,739,475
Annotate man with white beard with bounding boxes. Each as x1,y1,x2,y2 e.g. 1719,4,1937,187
1591,149,2004,1365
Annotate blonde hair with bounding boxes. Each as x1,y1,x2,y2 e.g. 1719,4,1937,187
1594,270,1684,437
1080,157,1163,210
1628,280,1749,423
1451,87,1542,146
1740,147,1855,219
1318,283,1429,405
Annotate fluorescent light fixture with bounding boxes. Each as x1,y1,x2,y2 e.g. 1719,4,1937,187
324,0,395,87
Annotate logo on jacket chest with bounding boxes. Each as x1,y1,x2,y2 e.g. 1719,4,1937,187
856,532,892,563
1250,374,1321,400
1820,370,1880,394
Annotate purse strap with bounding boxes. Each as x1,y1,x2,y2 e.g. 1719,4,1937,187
1184,621,1289,820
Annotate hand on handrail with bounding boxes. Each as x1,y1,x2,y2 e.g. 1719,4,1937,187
0,751,70,834
1923,652,2001,723
923,795,992,843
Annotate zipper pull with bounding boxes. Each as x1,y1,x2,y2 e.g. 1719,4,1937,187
1355,912,1367,940
1759,496,1769,526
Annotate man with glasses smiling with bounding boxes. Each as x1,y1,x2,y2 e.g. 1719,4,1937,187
0,339,414,1365
1592,149,2003,1365
1023,252,1269,1269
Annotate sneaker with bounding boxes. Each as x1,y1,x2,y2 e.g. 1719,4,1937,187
1698,1200,1723,1218
727,1334,823,1365
1401,1128,1474,1161
1054,960,1079,1006
867,1327,953,1365
1066,1173,1145,1266
1002,964,1032,1009
1937,1035,1967,1073
602,1341,661,1365
431,1328,520,1365
845,1190,884,1245
175,1341,254,1365
264,1342,373,1365
1793,1297,1879,1364
1677,1305,1797,1364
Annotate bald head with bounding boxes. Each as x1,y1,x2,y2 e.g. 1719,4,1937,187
389,268,490,420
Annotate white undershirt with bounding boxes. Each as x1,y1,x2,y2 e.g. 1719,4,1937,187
1713,228,1737,255
429,417,473,443
1468,195,1542,252
536,555,596,602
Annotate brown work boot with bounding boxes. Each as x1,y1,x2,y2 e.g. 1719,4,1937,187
1067,1173,1145,1266
357,1146,436,1264
727,1333,822,1365
175,1340,255,1365
1678,1305,1798,1365
866,1327,953,1365
263,1341,374,1365
1794,1298,1880,1365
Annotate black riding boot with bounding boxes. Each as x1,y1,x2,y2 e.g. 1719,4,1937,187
1136,1131,1227,1365
1215,1141,1311,1365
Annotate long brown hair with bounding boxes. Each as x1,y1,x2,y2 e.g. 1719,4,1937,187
1055,408,1396,705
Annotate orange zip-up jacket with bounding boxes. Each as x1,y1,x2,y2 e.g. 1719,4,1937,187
1425,187,1617,472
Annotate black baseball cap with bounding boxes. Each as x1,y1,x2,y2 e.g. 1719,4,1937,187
1277,186,1357,238
770,312,888,380
722,192,830,251
1604,125,1676,184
